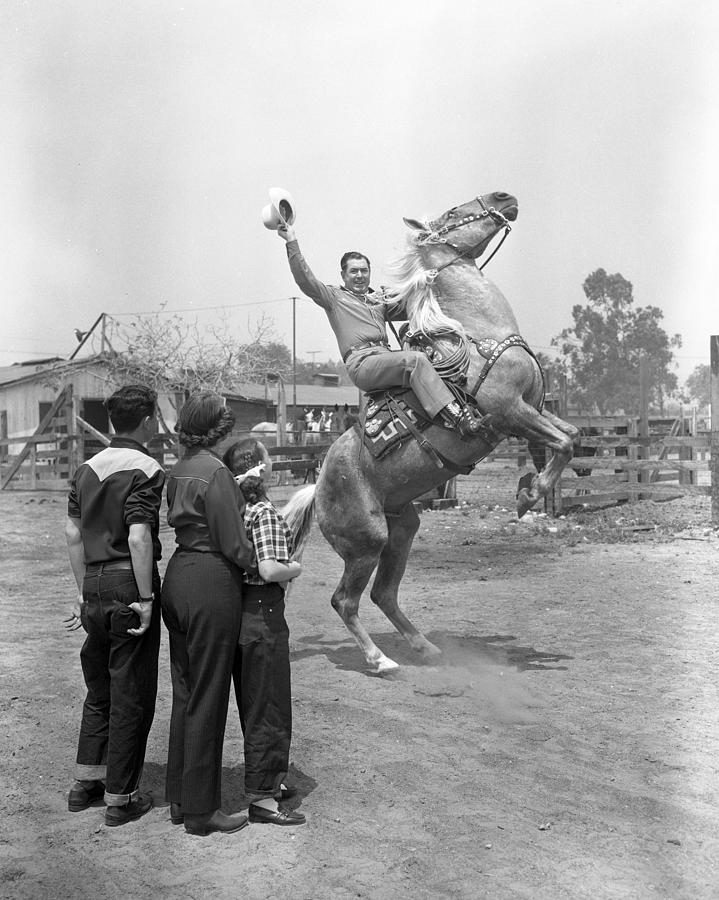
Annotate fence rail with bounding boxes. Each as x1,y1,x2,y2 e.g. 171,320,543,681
0,428,334,490
1,420,712,510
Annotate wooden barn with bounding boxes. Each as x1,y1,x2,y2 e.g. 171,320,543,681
0,356,361,489
0,356,185,489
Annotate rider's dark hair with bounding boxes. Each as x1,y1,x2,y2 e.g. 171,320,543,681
105,385,157,433
340,251,370,272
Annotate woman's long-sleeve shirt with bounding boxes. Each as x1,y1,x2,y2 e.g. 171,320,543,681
166,447,256,572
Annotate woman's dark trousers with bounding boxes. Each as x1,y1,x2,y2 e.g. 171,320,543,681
162,550,243,816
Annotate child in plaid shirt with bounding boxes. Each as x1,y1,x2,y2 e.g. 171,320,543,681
223,438,306,827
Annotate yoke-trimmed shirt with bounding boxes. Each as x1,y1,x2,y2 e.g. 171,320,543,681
67,436,165,564
285,240,408,359
243,498,294,586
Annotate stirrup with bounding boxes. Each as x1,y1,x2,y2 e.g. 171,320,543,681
440,401,482,437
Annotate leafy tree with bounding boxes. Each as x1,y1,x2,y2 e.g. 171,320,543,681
552,269,681,415
683,364,710,408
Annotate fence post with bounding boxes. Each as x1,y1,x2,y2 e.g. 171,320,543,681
711,335,719,526
678,442,692,486
638,357,650,492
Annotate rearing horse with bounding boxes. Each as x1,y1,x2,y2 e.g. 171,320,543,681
284,191,578,674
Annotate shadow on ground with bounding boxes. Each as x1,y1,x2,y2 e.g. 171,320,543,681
292,629,572,675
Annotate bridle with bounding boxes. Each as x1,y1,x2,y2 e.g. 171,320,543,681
419,196,513,280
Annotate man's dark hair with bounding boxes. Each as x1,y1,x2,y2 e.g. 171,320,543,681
105,385,157,433
340,251,370,272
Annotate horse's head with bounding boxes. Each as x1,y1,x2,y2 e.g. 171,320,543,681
403,192,518,260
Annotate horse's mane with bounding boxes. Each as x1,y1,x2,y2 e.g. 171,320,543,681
383,234,466,338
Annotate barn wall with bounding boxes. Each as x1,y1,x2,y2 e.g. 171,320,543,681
0,367,180,442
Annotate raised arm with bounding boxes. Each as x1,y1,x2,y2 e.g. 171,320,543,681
277,225,333,310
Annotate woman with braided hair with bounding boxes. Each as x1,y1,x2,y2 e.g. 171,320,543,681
222,438,306,826
162,391,256,836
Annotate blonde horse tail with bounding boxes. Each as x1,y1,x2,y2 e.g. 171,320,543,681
281,484,316,560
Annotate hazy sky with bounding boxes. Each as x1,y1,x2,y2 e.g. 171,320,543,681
2,0,717,387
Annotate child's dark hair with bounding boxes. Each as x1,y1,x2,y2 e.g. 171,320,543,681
223,438,268,504
105,385,157,433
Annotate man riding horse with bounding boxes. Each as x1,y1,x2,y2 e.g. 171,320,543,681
273,211,483,438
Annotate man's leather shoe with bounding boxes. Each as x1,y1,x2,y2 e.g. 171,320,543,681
249,803,306,826
170,802,184,825
105,793,153,827
184,809,249,836
68,780,105,812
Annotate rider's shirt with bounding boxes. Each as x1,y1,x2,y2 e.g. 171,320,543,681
285,240,407,358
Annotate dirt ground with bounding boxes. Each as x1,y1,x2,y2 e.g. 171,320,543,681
1,462,717,900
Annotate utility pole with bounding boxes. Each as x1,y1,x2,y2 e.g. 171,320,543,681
292,297,297,414
711,335,719,526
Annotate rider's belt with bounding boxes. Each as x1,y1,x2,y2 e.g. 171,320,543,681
343,341,390,363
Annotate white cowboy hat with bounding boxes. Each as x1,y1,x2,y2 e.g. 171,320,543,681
261,187,296,230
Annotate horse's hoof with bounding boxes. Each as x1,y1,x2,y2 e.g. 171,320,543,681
516,489,536,519
417,642,442,660
370,655,400,675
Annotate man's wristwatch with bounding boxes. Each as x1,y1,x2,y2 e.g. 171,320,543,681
138,593,155,603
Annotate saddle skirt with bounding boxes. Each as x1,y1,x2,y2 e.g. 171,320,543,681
362,390,430,459
359,388,503,473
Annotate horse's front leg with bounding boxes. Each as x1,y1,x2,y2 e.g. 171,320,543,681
370,504,441,661
513,408,579,517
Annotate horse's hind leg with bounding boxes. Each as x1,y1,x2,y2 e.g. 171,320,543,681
331,551,401,675
370,504,441,661
323,502,401,674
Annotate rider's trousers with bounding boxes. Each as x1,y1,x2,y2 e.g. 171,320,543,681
345,348,454,419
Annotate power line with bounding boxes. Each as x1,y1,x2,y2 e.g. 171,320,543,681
108,296,302,317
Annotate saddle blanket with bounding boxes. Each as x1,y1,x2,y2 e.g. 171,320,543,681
362,391,430,460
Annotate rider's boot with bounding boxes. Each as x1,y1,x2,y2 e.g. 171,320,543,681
439,401,484,437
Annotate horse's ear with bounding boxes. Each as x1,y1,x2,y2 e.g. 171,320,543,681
403,217,425,231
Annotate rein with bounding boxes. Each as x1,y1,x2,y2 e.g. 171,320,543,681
419,196,513,281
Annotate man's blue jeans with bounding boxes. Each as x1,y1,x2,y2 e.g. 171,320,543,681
75,565,161,806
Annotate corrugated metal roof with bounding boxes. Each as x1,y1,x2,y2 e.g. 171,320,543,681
228,381,360,408
0,359,361,408
0,357,84,386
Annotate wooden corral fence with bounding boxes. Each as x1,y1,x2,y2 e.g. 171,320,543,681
265,442,333,484
485,426,711,516
2,385,79,490
1,408,333,493
0,385,179,490
544,431,710,515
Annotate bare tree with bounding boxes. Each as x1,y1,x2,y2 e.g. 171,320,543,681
103,311,281,407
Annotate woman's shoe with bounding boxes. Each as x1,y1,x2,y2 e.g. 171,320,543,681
184,809,249,836
170,802,184,825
